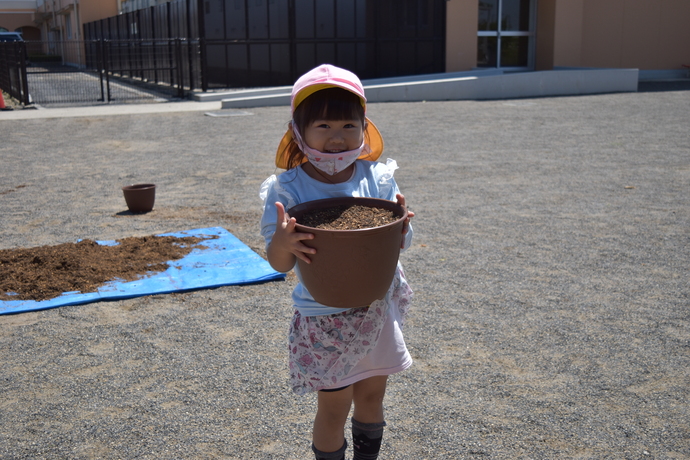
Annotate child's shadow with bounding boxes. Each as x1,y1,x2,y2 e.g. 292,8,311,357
115,210,153,216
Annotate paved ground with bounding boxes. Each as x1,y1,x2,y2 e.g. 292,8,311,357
0,84,688,459
25,69,169,107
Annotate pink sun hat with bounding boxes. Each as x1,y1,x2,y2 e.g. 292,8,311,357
276,64,384,169
291,64,367,112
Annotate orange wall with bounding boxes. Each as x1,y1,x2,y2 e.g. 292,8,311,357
550,0,584,68
0,12,35,33
35,0,118,32
79,0,118,26
447,0,690,71
554,0,690,70
445,0,478,72
534,0,556,70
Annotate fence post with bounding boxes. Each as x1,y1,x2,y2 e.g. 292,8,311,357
168,38,175,89
175,38,184,99
104,40,112,102
97,40,105,102
288,0,297,82
151,6,159,85
18,41,30,105
199,37,207,92
186,0,195,91
197,0,207,92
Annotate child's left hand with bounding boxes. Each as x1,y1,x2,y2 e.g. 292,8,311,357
396,193,414,249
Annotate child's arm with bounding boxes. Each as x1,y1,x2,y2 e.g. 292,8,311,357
266,201,316,272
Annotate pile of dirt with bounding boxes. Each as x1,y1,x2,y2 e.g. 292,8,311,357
0,235,205,301
297,204,399,230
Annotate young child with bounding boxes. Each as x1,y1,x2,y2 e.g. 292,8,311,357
260,64,415,460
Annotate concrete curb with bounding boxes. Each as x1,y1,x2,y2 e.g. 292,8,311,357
0,100,222,120
215,68,639,109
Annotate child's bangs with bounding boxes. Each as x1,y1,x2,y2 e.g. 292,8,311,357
299,87,364,123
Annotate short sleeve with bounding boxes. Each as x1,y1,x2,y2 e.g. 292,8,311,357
259,174,299,249
373,159,413,250
259,174,277,210
375,158,400,201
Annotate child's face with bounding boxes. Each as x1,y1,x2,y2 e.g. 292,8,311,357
303,118,364,154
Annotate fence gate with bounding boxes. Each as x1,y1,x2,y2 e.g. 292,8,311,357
0,42,29,105
2,40,190,106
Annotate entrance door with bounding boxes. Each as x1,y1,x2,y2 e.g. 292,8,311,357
477,0,535,70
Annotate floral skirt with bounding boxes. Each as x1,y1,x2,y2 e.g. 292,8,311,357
288,264,413,395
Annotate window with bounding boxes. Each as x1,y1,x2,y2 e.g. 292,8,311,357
477,0,535,69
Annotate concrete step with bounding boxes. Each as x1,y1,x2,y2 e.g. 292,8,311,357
192,69,504,104
192,68,640,109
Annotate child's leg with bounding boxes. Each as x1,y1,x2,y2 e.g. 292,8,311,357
352,375,388,422
313,385,354,454
351,376,389,460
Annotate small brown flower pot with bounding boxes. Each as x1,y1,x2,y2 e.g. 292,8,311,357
122,184,156,213
288,197,407,308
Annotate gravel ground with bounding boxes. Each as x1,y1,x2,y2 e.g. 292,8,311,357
0,84,688,459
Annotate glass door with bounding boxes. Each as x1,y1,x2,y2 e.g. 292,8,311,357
477,0,535,70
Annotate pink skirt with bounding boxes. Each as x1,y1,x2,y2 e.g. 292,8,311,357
288,265,413,395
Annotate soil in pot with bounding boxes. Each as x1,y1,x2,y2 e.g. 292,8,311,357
298,204,399,230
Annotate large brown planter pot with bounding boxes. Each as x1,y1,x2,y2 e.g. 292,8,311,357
122,184,156,213
288,197,407,308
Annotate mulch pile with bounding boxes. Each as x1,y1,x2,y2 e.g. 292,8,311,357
0,236,204,301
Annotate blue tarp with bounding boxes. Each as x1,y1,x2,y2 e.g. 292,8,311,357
0,227,284,315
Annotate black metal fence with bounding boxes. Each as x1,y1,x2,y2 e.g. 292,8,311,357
0,39,196,106
85,39,198,98
3,0,447,106
84,0,446,91
198,0,447,88
0,42,29,105
84,0,200,93
84,0,198,41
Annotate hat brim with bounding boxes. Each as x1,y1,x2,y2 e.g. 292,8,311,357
292,83,366,112
275,117,384,170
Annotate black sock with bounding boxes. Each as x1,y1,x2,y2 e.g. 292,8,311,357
351,418,386,460
312,439,347,460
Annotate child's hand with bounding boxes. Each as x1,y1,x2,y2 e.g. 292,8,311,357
268,202,316,271
396,193,414,249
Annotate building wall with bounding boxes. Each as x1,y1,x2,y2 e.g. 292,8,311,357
445,0,478,72
0,0,37,34
33,0,118,35
565,0,690,70
79,0,118,26
0,11,34,33
446,0,690,71
552,0,690,70
534,0,556,70
549,0,584,68
6,0,689,73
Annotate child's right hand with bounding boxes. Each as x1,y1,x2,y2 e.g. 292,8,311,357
267,202,316,271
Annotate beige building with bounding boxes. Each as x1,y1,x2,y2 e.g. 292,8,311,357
447,0,690,73
0,0,118,65
0,0,40,39
0,0,118,42
2,0,689,74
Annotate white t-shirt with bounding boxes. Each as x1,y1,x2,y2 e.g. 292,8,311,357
260,159,413,317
